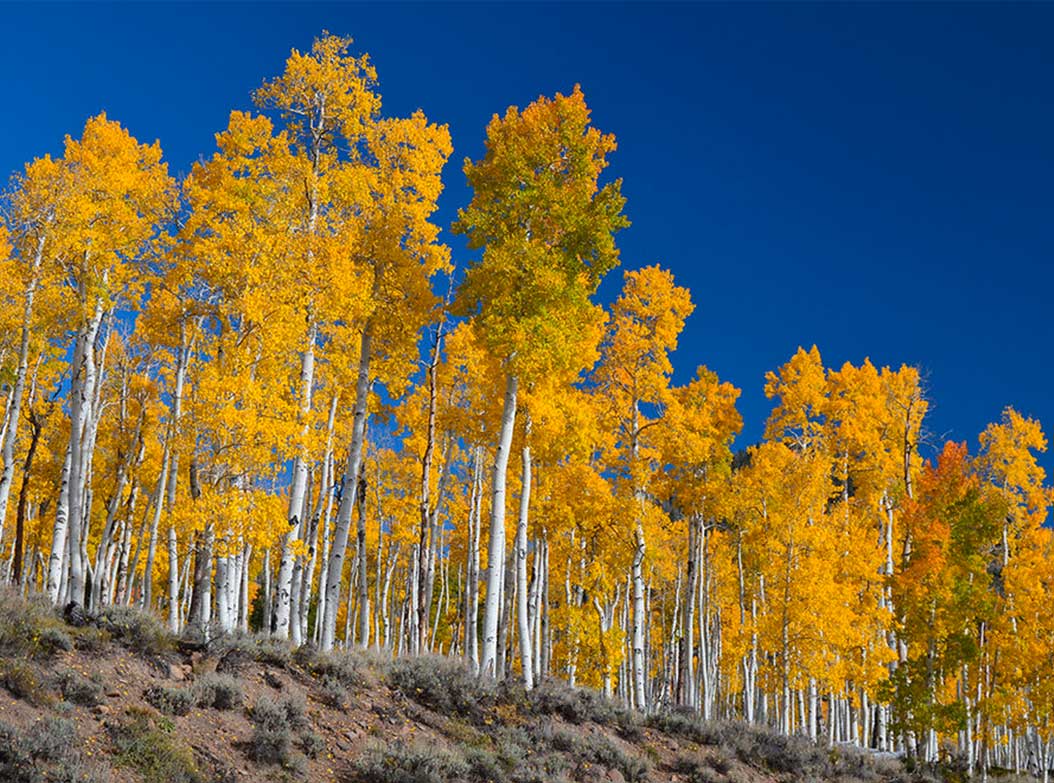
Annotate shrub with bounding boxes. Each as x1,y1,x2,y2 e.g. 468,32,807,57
193,673,242,711
247,694,307,765
25,717,78,762
351,740,469,783
528,678,621,725
247,722,292,765
0,717,106,783
1,660,51,705
97,605,172,657
387,655,495,720
70,625,110,653
299,644,377,689
462,746,508,782
0,587,70,660
318,675,349,709
672,754,723,783
109,707,202,783
144,684,195,716
299,729,326,759
213,632,291,670
55,669,105,707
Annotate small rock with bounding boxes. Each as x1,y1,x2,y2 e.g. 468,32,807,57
166,663,187,681
91,705,110,716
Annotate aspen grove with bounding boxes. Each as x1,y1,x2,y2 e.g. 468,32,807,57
1,34,1052,780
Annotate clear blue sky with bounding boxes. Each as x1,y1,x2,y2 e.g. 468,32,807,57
2,2,1052,469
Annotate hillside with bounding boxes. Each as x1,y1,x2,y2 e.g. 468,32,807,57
0,590,986,783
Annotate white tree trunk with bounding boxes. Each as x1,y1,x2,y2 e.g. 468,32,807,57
0,234,45,540
46,449,72,603
275,327,316,639
480,372,518,678
515,432,533,690
320,324,372,651
66,299,105,605
465,445,482,671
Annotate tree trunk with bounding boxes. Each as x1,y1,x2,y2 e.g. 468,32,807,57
514,422,533,690
0,233,45,539
275,323,316,639
480,371,518,678
320,323,372,651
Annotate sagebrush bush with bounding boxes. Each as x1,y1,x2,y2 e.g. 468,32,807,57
299,729,326,759
144,684,195,716
527,678,625,726
213,632,291,670
0,587,71,660
318,674,349,709
109,707,202,783
672,753,723,783
1,660,52,705
298,644,375,689
97,605,172,657
387,655,495,720
247,694,307,765
462,745,508,782
247,722,291,765
0,717,95,783
193,673,242,710
56,668,105,706
351,740,469,783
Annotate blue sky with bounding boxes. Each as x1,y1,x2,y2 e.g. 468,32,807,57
2,2,1052,469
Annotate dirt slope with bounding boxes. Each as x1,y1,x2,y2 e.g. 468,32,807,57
0,591,934,783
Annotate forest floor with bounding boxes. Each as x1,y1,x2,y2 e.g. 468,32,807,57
0,589,1006,783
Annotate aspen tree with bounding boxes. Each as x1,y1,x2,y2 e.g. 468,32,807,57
454,86,626,678
595,265,693,710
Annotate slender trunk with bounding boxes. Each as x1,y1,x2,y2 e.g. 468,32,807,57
46,449,73,603
0,233,45,538
140,452,169,609
276,323,316,638
480,371,518,678
320,323,372,651
13,409,43,585
66,297,105,606
417,321,443,652
356,461,370,647
515,420,533,690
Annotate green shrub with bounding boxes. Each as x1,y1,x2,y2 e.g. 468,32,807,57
387,655,495,720
318,675,349,709
97,605,172,657
56,669,105,707
213,632,290,670
527,678,622,726
0,717,88,783
144,684,195,716
672,753,723,783
1,660,51,705
462,745,508,782
351,740,469,783
299,729,326,759
193,673,242,710
0,587,70,660
247,694,307,765
247,723,292,765
109,707,202,783
298,644,375,689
